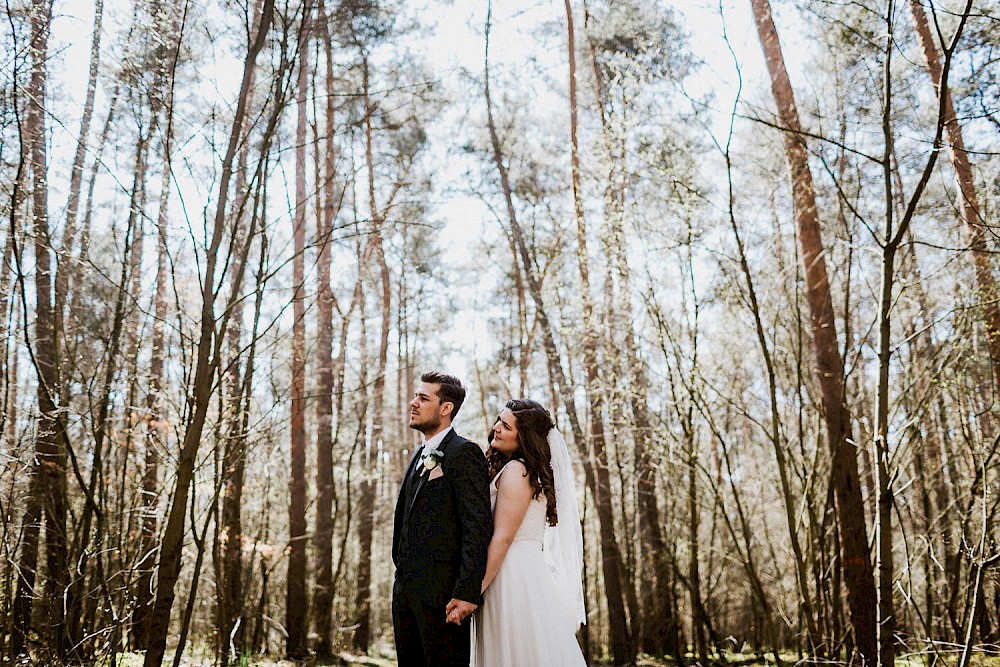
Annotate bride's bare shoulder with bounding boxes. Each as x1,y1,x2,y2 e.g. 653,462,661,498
496,459,529,488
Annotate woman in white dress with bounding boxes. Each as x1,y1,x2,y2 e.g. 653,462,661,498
469,399,587,666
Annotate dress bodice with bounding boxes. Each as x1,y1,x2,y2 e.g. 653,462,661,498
491,461,546,543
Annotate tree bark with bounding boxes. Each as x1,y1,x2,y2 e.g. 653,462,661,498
9,42,37,659
214,3,263,661
874,8,897,663
748,0,877,660
132,6,187,643
134,151,171,650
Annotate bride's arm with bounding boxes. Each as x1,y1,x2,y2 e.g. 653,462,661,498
481,461,533,592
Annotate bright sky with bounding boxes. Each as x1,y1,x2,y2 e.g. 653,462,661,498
43,0,809,387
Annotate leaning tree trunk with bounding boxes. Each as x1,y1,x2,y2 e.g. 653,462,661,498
142,2,275,663
909,0,1000,392
748,0,877,660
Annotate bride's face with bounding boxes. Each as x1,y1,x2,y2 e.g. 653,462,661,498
491,408,520,455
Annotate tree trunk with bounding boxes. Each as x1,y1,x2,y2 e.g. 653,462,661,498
21,0,69,655
215,3,263,661
286,8,311,658
217,185,248,665
9,59,37,660
55,0,103,360
485,4,637,663
66,108,155,660
686,410,710,666
874,10,897,663
748,0,877,660
561,2,633,662
581,10,680,657
312,2,339,654
353,52,391,653
908,0,1000,392
134,148,171,650
871,3,975,660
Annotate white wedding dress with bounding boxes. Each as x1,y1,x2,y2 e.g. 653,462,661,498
471,462,587,667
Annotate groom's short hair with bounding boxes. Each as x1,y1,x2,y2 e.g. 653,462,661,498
421,371,466,418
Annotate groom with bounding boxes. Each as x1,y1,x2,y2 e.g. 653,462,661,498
392,371,492,667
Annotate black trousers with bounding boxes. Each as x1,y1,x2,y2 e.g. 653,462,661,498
392,578,471,667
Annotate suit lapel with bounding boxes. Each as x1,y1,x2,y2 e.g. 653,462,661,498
406,429,457,519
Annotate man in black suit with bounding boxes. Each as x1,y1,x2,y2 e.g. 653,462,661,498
392,371,492,667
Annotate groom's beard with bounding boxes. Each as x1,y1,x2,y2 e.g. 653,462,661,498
409,413,441,434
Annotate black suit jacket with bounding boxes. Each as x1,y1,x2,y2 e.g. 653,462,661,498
392,429,492,608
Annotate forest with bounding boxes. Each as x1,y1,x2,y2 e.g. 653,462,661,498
1,0,999,664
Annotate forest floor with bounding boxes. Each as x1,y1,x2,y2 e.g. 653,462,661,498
114,650,996,667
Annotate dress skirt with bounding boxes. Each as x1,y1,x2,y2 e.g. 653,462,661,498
471,538,586,667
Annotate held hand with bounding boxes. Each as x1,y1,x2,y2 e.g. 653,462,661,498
445,598,478,625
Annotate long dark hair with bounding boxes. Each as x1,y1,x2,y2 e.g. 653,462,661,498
486,398,558,526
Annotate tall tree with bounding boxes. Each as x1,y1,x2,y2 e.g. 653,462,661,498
55,0,103,349
286,4,312,658
312,2,340,656
14,0,68,657
134,142,172,651
562,1,633,662
748,0,877,660
870,3,976,662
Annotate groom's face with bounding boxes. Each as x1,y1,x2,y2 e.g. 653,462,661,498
409,382,452,434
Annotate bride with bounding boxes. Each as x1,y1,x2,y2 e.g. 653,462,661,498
466,398,587,666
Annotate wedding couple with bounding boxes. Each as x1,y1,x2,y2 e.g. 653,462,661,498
392,371,587,666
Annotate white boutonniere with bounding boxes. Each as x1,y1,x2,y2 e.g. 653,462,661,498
422,447,444,473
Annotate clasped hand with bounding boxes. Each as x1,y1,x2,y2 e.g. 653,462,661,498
445,598,477,625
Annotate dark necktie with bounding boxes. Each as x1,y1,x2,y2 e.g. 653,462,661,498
403,445,425,500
